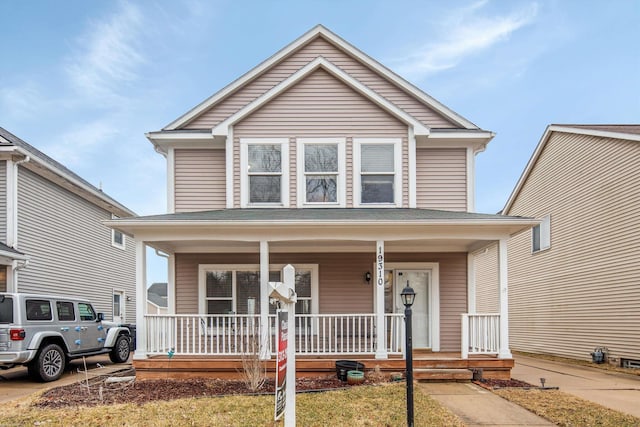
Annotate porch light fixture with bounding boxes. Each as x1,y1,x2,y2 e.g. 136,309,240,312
401,283,416,427
364,271,372,284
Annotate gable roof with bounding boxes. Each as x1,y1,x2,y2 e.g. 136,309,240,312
212,56,430,137
0,128,135,218
503,124,640,214
165,25,478,131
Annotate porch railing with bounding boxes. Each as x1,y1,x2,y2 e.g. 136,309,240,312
461,313,500,358
145,313,404,357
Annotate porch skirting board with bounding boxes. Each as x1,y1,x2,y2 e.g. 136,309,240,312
132,353,513,381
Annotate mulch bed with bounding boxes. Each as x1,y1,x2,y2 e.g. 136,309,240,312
34,369,380,409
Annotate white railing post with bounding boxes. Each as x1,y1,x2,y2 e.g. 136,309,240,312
461,314,469,359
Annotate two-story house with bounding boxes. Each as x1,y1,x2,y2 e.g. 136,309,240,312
109,25,536,380
0,127,136,323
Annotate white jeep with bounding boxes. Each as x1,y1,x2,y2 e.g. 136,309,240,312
0,293,132,382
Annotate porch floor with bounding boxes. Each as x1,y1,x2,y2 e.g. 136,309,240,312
132,351,513,381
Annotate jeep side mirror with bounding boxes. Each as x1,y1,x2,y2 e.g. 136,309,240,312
97,312,104,322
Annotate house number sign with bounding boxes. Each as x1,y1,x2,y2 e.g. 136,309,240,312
376,242,384,287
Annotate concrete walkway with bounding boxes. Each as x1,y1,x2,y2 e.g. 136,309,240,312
419,382,553,426
512,354,640,418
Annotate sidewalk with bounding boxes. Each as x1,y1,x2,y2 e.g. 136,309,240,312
512,354,640,418
418,382,553,426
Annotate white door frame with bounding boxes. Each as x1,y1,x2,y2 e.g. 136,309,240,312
374,262,440,351
113,289,126,324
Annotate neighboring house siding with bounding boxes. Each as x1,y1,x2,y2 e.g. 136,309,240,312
416,148,467,211
174,251,466,351
16,167,136,322
174,149,225,212
473,243,499,313
0,161,6,242
233,69,408,207
184,36,455,130
506,131,640,362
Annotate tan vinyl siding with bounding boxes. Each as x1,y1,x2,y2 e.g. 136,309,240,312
0,161,6,242
184,36,455,129
174,149,226,212
473,244,499,313
16,167,136,322
416,148,467,211
234,69,408,207
175,251,467,351
506,131,640,362
235,69,407,138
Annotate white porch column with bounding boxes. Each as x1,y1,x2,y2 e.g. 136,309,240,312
167,253,176,314
259,240,270,360
374,240,387,359
467,252,476,314
498,238,512,358
134,240,148,360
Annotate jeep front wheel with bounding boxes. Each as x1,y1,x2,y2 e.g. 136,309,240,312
109,335,131,363
31,343,66,382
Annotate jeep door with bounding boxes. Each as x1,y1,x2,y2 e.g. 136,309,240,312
54,300,78,352
76,302,106,352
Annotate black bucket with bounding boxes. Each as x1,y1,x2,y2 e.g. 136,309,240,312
336,360,365,381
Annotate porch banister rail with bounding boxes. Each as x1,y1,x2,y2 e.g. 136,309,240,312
145,313,404,356
461,313,500,359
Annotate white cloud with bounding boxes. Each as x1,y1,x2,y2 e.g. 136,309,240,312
65,1,146,102
392,1,539,78
45,119,121,168
0,82,44,120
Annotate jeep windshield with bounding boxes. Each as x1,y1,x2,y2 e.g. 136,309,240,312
0,296,13,323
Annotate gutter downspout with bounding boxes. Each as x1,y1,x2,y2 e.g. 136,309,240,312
7,155,31,292
154,249,175,314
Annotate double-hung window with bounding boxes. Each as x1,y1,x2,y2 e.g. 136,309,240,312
241,139,289,207
297,138,345,206
532,214,551,253
354,138,402,206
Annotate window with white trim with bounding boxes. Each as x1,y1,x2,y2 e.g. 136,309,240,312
111,215,125,249
199,265,317,315
532,214,551,253
297,139,345,206
354,138,402,206
241,139,289,207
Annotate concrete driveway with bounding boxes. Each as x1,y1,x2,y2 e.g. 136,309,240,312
512,354,640,418
0,354,132,404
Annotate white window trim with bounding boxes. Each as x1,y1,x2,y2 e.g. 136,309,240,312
198,264,318,315
532,214,551,253
240,138,290,208
296,138,346,207
353,138,402,207
111,215,125,250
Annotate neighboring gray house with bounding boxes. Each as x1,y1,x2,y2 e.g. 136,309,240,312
0,127,136,323
147,282,168,315
475,124,640,366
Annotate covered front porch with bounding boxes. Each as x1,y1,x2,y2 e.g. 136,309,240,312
107,209,536,380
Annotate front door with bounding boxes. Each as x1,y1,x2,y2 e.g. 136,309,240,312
395,270,430,348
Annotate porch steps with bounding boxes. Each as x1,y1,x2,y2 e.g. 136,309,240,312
414,368,473,382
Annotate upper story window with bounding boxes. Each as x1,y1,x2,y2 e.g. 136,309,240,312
241,139,289,207
532,214,551,253
111,214,125,249
354,138,402,207
297,138,346,207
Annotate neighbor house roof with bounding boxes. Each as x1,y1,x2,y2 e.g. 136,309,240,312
0,242,29,263
0,127,135,218
147,282,168,308
503,124,640,214
163,25,479,131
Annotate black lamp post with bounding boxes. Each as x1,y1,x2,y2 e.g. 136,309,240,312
401,283,416,427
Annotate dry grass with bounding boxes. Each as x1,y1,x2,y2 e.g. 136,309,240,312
0,383,464,427
495,388,640,427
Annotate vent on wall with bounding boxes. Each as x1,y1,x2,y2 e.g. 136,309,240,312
622,359,640,369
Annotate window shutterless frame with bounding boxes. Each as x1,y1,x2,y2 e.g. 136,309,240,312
296,138,346,207
111,214,125,250
353,138,402,207
532,214,551,253
240,138,289,208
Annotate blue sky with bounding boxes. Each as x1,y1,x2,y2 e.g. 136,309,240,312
1,0,639,284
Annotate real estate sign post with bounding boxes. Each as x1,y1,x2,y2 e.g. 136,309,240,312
275,309,288,420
